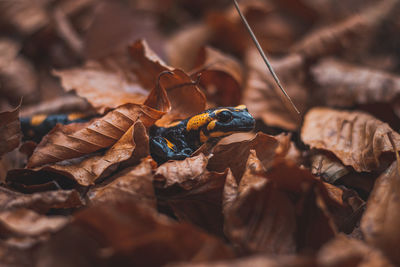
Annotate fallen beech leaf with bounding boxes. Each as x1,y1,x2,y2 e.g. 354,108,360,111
35,201,233,266
0,104,21,157
0,208,68,237
311,58,400,107
318,235,394,267
27,103,163,168
224,151,297,254
153,69,206,126
0,187,84,213
244,50,307,130
301,107,400,172
155,154,229,235
361,161,400,265
311,152,350,184
88,158,156,207
55,39,171,114
35,121,149,186
291,0,397,60
193,46,243,106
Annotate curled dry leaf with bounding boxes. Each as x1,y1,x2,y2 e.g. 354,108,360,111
153,69,206,127
88,157,156,208
311,58,400,107
27,103,163,168
155,154,229,236
0,103,21,157
311,152,350,184
193,46,243,106
291,0,397,60
0,208,68,237
35,201,233,266
361,161,400,265
0,187,84,213
224,151,297,254
35,121,149,186
244,50,307,130
301,107,400,172
317,235,394,267
55,39,171,114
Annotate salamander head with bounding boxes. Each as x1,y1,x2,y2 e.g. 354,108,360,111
186,105,255,143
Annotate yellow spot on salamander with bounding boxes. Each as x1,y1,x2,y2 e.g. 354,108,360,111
186,113,212,131
67,113,87,121
214,108,229,115
207,120,217,131
166,120,181,127
209,131,234,138
235,105,247,110
31,114,47,126
163,138,175,151
200,130,208,143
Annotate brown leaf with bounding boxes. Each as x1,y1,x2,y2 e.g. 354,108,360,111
27,103,163,168
193,46,243,106
301,107,400,172
0,208,68,237
0,103,21,157
317,235,394,267
88,157,156,207
244,50,307,130
361,161,400,265
55,39,171,114
35,121,149,186
0,187,84,213
35,201,233,266
224,151,297,254
153,69,207,127
310,152,350,184
311,58,400,107
291,0,397,60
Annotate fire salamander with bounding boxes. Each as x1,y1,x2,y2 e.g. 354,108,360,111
20,113,91,142
149,105,255,164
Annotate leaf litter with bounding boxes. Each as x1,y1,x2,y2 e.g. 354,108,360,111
1,0,400,266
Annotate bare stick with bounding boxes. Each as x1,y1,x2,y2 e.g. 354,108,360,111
232,0,300,114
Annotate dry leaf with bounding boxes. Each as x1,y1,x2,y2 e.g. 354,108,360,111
310,152,350,184
361,161,400,265
88,157,156,207
193,46,243,106
0,186,84,213
224,151,297,254
35,201,233,266
301,107,400,172
244,50,307,130
311,58,400,107
35,121,149,186
0,103,21,157
317,234,394,267
27,103,163,168
55,40,171,114
0,208,68,237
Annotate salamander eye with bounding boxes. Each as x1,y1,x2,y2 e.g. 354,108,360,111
217,110,232,123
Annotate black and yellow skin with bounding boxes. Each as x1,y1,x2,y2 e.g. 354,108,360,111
20,113,90,142
149,105,255,165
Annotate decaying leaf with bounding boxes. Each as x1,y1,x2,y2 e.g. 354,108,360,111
34,121,149,186
0,104,21,157
311,58,400,107
88,157,156,207
0,208,68,237
55,40,171,114
27,103,163,168
35,201,233,266
0,187,84,213
311,152,350,184
301,107,400,172
193,46,243,106
244,50,307,130
361,161,400,265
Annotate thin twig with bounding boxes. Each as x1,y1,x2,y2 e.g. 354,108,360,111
232,0,300,114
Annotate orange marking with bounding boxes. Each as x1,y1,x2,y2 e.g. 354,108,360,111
31,114,47,126
163,138,175,151
67,113,87,121
166,120,181,127
235,105,247,110
186,113,212,131
200,130,208,143
214,108,230,115
209,131,234,138
207,120,217,131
